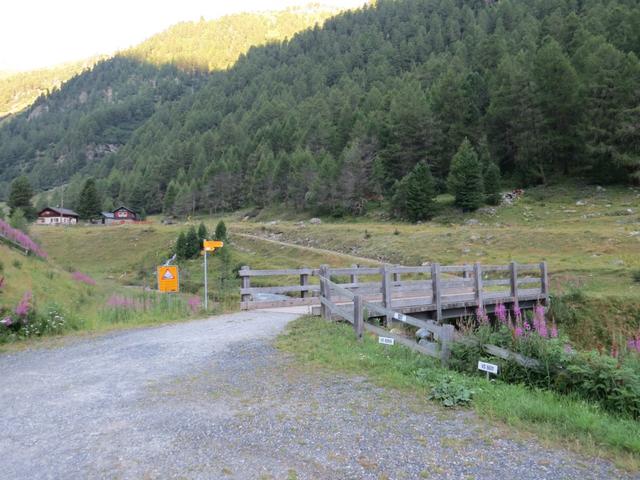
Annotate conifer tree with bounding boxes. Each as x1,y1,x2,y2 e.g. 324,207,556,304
197,222,208,246
483,162,502,206
185,226,200,259
405,161,437,222
77,178,102,220
175,231,188,259
214,220,227,242
447,139,484,211
8,176,35,219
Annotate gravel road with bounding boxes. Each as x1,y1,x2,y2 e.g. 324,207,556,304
0,312,635,479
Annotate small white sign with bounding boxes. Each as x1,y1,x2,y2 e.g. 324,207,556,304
393,312,408,323
379,336,395,346
478,361,499,375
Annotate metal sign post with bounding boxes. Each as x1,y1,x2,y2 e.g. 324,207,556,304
204,249,208,311
202,240,224,312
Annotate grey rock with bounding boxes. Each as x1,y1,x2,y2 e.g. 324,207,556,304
309,217,322,224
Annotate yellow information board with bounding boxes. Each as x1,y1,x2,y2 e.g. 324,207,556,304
203,240,224,252
157,265,179,292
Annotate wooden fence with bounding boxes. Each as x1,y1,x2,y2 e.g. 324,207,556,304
239,261,549,322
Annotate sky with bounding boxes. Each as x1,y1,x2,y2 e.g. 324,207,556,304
0,0,364,72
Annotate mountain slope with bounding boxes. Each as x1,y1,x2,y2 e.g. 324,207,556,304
0,5,343,200
127,5,341,72
0,58,103,118
106,0,640,215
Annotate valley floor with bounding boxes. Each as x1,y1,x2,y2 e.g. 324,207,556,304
0,311,632,479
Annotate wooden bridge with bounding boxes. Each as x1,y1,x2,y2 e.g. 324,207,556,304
239,261,549,322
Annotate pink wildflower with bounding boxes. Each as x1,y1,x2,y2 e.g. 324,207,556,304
0,317,12,327
72,271,96,286
524,321,531,332
513,304,522,321
188,296,201,313
514,326,524,337
550,322,558,338
15,291,32,316
105,295,140,310
476,307,489,326
495,303,508,325
564,343,573,354
0,219,47,258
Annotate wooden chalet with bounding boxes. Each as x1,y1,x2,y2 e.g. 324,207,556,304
112,206,137,223
37,207,79,226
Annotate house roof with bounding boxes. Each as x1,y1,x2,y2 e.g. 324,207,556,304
101,212,115,218
39,207,79,217
113,206,136,214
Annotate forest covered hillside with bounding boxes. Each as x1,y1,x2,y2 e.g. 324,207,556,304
0,5,341,201
0,57,103,118
1,0,639,218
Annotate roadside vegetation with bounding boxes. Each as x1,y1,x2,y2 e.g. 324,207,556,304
277,317,640,469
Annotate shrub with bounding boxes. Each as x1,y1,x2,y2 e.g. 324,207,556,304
450,314,640,418
12,260,21,269
427,375,474,407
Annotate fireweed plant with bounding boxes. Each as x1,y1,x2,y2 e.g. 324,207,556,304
0,219,47,258
450,303,640,418
101,291,199,324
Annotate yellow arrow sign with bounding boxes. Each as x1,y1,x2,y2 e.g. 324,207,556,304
203,240,224,252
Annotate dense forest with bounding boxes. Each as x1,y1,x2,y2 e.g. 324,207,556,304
0,6,339,201
1,0,639,218
127,6,341,72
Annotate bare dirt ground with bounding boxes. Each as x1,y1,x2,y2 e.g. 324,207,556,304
0,311,634,479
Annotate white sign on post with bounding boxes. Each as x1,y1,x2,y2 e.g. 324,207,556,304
379,336,395,346
478,361,499,375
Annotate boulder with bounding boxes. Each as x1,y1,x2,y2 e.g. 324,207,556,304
309,217,322,224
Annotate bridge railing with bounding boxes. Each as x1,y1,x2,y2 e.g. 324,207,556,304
239,261,549,316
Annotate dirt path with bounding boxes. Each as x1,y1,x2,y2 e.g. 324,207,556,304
0,312,633,479
235,232,381,265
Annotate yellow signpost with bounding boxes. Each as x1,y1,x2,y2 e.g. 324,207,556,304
203,240,224,252
202,240,224,310
157,265,179,293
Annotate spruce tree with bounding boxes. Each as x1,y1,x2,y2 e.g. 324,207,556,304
185,226,200,259
197,222,208,246
483,162,502,206
214,220,227,242
77,178,102,220
163,181,178,215
175,231,188,259
405,161,437,222
447,139,484,211
8,176,35,219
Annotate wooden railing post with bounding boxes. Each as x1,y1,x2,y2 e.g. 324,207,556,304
240,266,251,304
319,265,329,319
300,267,309,298
474,262,484,309
509,261,518,307
353,294,363,340
431,263,442,323
540,261,549,304
439,323,455,365
463,263,469,280
350,264,358,284
381,264,392,327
